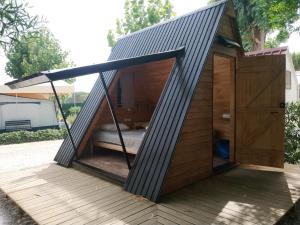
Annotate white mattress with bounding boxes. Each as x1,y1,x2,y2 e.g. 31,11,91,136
93,129,146,153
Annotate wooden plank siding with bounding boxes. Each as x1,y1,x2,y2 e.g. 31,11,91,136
162,4,240,194
235,55,285,168
161,54,213,194
219,15,235,39
97,58,175,127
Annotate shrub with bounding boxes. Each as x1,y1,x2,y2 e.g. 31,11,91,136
62,103,83,117
68,106,81,116
67,114,77,125
0,128,67,145
285,102,300,164
66,106,81,125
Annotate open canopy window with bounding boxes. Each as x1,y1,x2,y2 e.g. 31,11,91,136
5,47,185,89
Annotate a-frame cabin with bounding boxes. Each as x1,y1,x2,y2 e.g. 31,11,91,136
6,0,285,202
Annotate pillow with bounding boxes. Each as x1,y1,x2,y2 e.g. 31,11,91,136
99,123,129,131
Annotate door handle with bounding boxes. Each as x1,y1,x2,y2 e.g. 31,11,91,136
270,111,279,114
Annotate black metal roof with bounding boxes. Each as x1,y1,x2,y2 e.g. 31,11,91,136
5,47,185,89
54,0,227,201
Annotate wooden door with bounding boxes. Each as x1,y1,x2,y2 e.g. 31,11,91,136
236,55,285,168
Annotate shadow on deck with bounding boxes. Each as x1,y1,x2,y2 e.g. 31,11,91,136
0,164,299,225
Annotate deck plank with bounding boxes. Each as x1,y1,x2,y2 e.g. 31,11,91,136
108,205,157,225
164,189,277,224
0,164,300,225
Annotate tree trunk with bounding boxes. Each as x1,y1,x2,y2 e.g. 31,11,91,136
252,26,266,51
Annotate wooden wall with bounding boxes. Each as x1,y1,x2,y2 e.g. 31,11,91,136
96,58,174,128
161,54,214,194
219,15,235,39
77,58,174,156
161,2,241,195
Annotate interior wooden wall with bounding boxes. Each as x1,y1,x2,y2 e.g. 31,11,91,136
213,55,232,140
77,58,174,157
161,2,241,195
97,58,174,128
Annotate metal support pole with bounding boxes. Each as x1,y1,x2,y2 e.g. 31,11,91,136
99,72,131,170
50,81,78,159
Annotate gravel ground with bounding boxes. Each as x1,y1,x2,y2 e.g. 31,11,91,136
0,191,37,225
0,140,62,225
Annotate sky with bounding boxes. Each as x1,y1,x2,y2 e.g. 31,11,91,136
1,0,300,92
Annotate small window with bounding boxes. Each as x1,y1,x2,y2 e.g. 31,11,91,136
286,71,291,89
117,79,122,106
117,74,135,108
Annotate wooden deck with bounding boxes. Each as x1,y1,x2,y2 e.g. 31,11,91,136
1,164,300,225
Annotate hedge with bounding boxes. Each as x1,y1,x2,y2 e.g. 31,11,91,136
285,102,300,164
0,128,68,145
62,103,84,117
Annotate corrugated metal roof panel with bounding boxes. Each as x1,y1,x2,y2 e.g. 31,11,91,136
54,0,226,201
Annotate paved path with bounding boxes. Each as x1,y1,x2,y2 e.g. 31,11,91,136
0,140,62,172
0,140,61,225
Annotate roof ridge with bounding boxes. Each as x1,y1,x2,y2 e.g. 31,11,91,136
117,0,227,41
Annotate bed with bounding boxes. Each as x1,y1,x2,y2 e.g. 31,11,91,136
92,123,147,155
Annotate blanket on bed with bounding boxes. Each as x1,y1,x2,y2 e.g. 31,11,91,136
93,129,146,153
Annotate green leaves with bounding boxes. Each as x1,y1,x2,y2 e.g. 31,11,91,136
66,106,81,125
0,128,67,145
107,0,175,47
265,29,289,48
107,29,116,48
5,28,74,80
233,0,300,51
285,102,300,164
292,52,300,71
0,0,40,51
210,0,300,51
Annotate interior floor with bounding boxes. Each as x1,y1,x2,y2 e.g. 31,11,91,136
213,155,229,168
79,148,135,180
